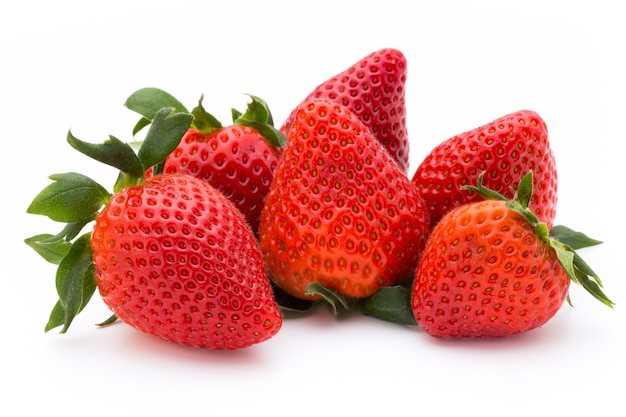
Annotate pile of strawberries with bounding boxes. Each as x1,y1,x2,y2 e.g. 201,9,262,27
26,48,613,350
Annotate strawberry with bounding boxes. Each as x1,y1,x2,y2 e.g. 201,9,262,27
411,110,558,229
411,172,613,338
91,173,282,349
280,48,410,173
139,91,285,238
260,98,431,302
26,101,282,349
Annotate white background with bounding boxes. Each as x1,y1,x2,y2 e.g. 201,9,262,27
2,1,624,415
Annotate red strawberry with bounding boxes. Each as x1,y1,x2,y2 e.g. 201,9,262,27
411,172,612,338
260,98,430,301
91,173,282,349
146,94,285,238
26,104,282,349
160,124,282,237
280,48,410,173
411,110,558,229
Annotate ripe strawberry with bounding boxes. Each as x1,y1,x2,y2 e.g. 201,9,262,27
411,110,558,229
280,48,410,173
411,172,612,338
260,98,431,301
26,103,282,349
91,173,282,349
144,93,285,238
159,124,282,237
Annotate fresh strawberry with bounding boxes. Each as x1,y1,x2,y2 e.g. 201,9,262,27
260,98,430,302
91,173,282,349
140,91,285,238
411,172,612,338
411,110,558,229
280,48,410,173
26,102,282,349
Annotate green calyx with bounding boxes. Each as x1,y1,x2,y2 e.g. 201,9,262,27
463,171,614,308
126,87,287,148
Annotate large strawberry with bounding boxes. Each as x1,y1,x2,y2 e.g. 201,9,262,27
26,102,282,349
260,98,430,303
411,110,558,229
91,173,281,349
280,48,410,173
134,90,286,238
411,172,612,338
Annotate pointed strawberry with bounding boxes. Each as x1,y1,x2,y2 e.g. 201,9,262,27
412,110,558,229
260,98,430,302
280,48,410,172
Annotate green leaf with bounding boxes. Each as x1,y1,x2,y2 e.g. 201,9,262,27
27,172,110,223
124,87,188,125
191,95,222,134
553,245,578,284
234,94,274,125
545,223,613,308
45,300,66,332
231,108,242,121
67,131,144,180
305,282,356,315
24,234,72,264
137,107,193,171
236,119,287,148
132,117,151,137
550,225,603,250
55,221,89,241
52,233,97,333
233,95,286,147
96,314,118,327
516,171,533,209
575,270,614,308
359,286,417,326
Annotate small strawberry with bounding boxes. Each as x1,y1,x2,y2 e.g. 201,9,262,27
260,98,430,303
411,172,612,338
280,48,410,173
26,102,282,349
411,110,558,229
137,90,285,238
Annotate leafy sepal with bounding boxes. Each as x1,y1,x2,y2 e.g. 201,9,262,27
233,95,287,147
48,233,98,333
124,87,189,135
24,234,72,265
550,225,603,249
137,107,193,174
191,95,222,134
359,285,417,325
26,172,110,223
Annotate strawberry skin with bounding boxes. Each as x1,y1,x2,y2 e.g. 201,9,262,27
160,126,282,237
412,199,569,338
91,173,282,349
260,98,430,300
280,48,410,172
412,110,558,229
